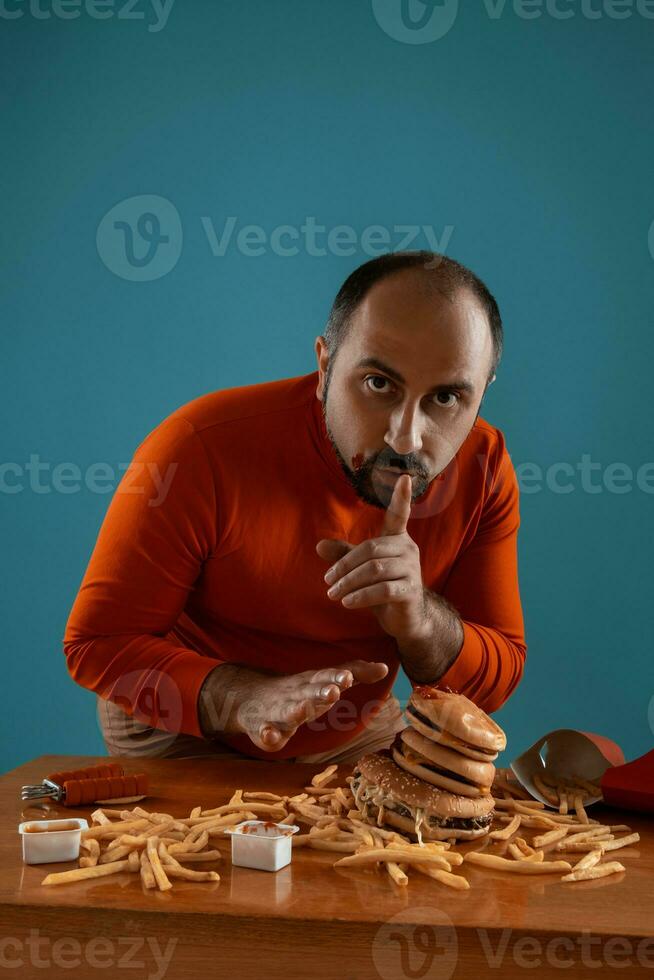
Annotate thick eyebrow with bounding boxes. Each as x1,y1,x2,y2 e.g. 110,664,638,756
354,356,475,395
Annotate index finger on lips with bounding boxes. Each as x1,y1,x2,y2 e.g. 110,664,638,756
381,473,412,536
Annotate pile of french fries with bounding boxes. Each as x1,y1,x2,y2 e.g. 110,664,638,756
40,791,289,891
490,767,639,882
38,763,639,892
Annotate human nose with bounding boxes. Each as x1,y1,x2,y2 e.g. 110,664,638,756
384,400,424,456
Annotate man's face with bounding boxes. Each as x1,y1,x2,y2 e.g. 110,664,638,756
315,269,495,510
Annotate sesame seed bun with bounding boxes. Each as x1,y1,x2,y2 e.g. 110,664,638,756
355,752,495,823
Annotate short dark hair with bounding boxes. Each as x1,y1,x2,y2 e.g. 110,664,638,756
324,251,503,385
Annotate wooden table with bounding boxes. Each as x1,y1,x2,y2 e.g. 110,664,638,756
1,755,652,979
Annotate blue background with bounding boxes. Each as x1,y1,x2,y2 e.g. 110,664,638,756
2,0,653,774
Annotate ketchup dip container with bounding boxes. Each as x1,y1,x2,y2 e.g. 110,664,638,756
225,820,299,872
18,818,89,865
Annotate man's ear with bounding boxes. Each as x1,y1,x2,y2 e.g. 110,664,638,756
315,336,329,400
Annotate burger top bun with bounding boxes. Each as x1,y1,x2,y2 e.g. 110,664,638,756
356,752,495,821
399,726,496,788
409,687,507,755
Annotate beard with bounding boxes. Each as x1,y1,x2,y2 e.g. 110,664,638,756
321,365,432,510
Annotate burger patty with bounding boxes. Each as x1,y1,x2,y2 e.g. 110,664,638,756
351,771,493,832
406,703,497,757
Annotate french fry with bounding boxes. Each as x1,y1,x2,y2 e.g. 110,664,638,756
335,848,452,871
158,842,220,883
412,863,470,890
534,774,559,805
139,849,156,889
386,862,408,886
42,860,130,885
489,815,521,840
573,795,589,824
229,789,244,805
598,833,640,852
168,850,222,863
127,849,140,873
90,809,112,826
169,831,209,854
561,861,625,882
311,764,338,788
242,792,285,802
532,827,569,848
81,819,150,841
570,850,603,873
555,840,614,853
198,803,286,819
493,798,544,811
146,837,173,892
464,852,571,874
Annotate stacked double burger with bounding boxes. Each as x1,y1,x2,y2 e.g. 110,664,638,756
351,687,506,843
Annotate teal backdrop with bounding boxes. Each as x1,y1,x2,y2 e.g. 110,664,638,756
2,0,653,773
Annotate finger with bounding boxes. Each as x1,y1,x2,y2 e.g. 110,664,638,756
323,539,403,586
381,473,412,536
326,557,406,600
340,659,389,684
255,724,288,751
339,579,414,610
298,681,343,703
274,692,342,734
316,539,354,563
304,668,354,690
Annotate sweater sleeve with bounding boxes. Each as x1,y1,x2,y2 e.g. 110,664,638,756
434,440,527,713
62,416,222,739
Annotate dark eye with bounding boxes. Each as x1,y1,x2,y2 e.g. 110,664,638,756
434,392,459,408
364,375,393,393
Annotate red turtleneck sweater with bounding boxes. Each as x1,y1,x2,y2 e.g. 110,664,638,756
63,371,526,758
